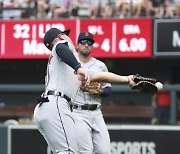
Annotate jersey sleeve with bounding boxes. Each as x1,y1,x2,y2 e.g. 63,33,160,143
55,43,81,72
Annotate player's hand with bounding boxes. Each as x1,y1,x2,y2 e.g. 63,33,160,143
76,68,90,86
127,75,135,88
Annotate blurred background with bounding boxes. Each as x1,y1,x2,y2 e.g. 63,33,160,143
0,0,180,154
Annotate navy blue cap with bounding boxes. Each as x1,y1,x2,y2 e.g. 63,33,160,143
77,32,95,43
44,28,70,49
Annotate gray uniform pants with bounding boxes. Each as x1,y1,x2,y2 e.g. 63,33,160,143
73,109,111,154
34,95,79,154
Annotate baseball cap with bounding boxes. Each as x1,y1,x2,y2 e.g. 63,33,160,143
44,28,70,49
77,32,95,44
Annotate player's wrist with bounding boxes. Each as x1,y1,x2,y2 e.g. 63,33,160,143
74,63,82,74
127,76,130,84
75,63,82,71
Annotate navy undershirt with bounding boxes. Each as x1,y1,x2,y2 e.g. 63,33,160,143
55,43,81,72
101,86,111,97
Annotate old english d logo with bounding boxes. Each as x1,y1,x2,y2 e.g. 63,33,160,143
85,32,89,37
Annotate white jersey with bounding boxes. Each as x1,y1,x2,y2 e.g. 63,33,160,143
74,57,111,105
45,40,80,100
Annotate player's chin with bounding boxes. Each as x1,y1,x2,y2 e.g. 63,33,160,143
81,51,90,57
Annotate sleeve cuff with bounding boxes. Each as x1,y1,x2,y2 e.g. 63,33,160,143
74,63,82,72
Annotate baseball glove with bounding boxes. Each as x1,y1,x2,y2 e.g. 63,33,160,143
80,81,102,95
131,74,158,94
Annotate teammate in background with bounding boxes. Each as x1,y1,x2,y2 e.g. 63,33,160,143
73,32,111,154
33,28,135,154
151,80,170,125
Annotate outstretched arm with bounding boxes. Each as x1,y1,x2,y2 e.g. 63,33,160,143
90,72,135,87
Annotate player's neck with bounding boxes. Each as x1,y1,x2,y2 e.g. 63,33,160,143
78,54,92,64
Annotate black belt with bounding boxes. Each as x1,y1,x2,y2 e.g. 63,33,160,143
73,104,100,111
46,91,72,102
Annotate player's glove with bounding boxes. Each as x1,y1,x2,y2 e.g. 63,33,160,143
131,74,158,94
80,81,102,95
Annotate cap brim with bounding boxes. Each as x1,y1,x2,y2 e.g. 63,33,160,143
63,29,70,36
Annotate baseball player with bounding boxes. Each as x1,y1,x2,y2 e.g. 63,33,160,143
33,28,135,154
33,28,90,154
73,32,111,154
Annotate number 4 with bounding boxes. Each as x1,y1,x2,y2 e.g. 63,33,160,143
101,38,110,52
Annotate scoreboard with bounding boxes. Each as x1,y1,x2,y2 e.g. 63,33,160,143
0,19,152,59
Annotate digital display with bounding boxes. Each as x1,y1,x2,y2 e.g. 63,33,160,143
0,19,152,59
80,19,152,58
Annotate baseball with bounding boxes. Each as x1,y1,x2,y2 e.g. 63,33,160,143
155,82,163,90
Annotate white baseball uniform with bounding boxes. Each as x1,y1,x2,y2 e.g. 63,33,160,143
33,40,94,154
73,57,111,154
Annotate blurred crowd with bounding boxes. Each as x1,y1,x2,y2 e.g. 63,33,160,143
0,0,180,19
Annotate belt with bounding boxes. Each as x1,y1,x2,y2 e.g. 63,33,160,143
46,90,72,102
73,104,100,111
